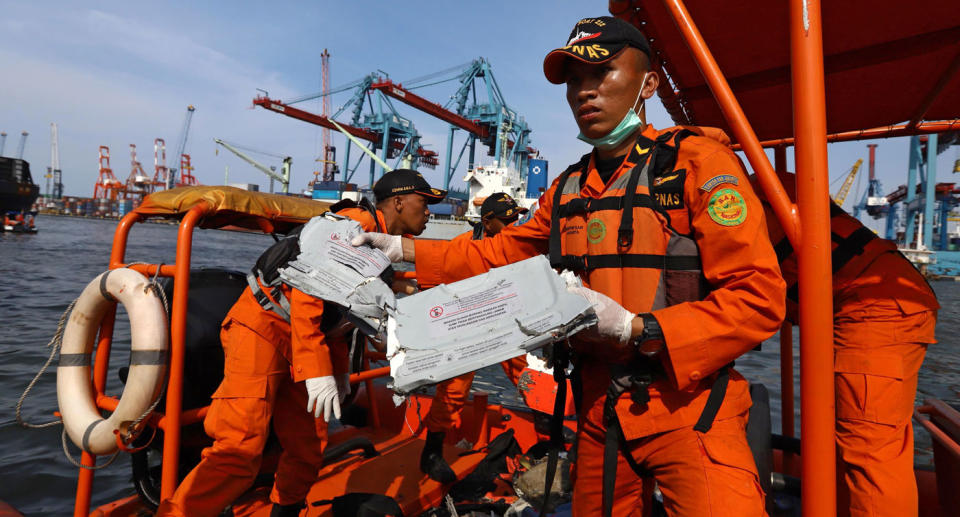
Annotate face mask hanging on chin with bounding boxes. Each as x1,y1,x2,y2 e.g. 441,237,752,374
577,72,649,151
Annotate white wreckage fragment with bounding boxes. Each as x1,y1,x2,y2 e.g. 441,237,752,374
387,255,597,394
278,215,396,337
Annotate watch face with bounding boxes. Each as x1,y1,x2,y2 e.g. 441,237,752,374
639,339,664,357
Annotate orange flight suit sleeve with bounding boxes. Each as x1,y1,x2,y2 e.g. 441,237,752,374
653,146,786,390
414,190,555,286
288,287,334,382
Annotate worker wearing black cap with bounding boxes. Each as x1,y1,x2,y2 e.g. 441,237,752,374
354,16,782,517
418,192,530,483
471,192,530,239
158,168,445,517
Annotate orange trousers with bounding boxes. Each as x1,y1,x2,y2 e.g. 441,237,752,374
572,410,765,517
157,322,328,517
424,355,527,433
834,302,934,517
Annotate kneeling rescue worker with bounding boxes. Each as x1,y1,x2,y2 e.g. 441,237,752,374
755,172,938,517
419,192,530,483
157,169,446,517
354,17,785,517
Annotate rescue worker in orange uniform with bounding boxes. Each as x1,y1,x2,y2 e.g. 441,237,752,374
157,169,446,517
355,17,785,517
420,192,530,483
755,172,938,517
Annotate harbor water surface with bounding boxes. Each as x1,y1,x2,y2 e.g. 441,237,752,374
1,215,958,515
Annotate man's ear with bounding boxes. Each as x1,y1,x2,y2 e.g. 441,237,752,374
641,71,659,100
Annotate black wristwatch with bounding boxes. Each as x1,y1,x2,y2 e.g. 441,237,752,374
634,313,665,357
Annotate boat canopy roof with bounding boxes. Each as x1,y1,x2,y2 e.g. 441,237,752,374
614,0,960,141
135,186,332,234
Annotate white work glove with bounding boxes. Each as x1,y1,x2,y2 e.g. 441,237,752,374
305,376,341,422
567,285,635,345
336,373,352,404
351,232,404,262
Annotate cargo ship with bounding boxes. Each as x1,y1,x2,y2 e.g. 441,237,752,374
0,157,40,214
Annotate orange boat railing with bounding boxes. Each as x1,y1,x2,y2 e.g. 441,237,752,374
72,203,397,517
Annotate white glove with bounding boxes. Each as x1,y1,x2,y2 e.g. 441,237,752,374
336,373,352,404
305,376,341,422
567,285,635,345
351,232,404,262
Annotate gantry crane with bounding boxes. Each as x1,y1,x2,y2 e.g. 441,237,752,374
124,144,153,200
832,158,863,207
254,86,437,187
214,138,291,194
47,123,63,200
93,146,124,200
370,58,535,190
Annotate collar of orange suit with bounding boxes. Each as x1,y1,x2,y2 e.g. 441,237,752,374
582,124,659,194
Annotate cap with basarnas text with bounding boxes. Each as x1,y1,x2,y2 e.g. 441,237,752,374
480,192,529,221
373,169,447,204
543,16,652,84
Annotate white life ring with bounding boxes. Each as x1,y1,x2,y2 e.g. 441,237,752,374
57,268,168,455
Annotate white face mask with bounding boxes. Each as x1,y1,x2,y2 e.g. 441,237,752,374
577,72,650,151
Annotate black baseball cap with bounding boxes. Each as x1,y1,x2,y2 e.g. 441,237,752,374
373,168,447,204
543,16,652,84
480,192,528,221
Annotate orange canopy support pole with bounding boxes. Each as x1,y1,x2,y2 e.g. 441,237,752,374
75,213,144,517
790,1,836,515
159,203,207,500
660,0,800,246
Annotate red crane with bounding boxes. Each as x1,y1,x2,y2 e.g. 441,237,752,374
93,146,123,200
369,79,489,139
252,96,439,166
123,143,152,200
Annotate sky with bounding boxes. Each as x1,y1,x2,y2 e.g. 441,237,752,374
2,1,957,232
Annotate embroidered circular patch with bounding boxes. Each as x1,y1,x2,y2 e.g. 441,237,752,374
586,218,607,243
707,188,747,226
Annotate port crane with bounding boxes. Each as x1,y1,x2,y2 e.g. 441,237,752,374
48,123,63,201
168,105,198,188
831,158,863,207
852,144,888,220
153,138,168,191
93,146,124,201
254,84,438,187
16,131,28,159
0,132,6,156
214,139,291,194
123,144,153,200
370,58,535,190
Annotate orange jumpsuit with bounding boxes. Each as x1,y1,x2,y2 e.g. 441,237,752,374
158,207,386,517
757,173,938,517
413,125,785,517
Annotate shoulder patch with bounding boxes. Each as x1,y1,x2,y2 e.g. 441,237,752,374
651,169,685,210
707,188,747,226
700,174,739,192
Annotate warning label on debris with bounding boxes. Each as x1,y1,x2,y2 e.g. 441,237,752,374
325,237,390,278
427,282,520,338
397,351,443,377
